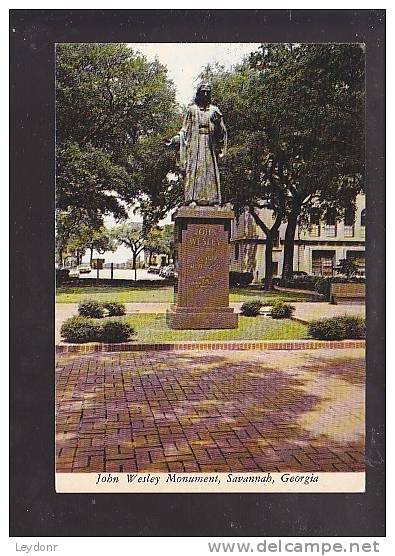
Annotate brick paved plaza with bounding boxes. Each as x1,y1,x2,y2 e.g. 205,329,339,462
56,348,365,473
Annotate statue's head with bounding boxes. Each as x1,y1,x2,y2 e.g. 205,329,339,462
195,82,211,106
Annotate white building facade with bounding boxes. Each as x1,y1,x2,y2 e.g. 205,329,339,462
230,194,365,282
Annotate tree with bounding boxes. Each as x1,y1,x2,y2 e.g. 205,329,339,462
144,224,174,265
56,43,181,252
70,226,116,265
56,212,116,266
132,134,183,229
111,222,145,281
335,258,359,278
56,208,103,266
249,44,365,278
161,224,175,260
200,43,365,286
199,62,288,289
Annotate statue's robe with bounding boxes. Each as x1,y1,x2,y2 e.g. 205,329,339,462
178,104,227,205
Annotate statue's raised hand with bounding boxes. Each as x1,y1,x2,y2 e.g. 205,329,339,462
166,134,180,148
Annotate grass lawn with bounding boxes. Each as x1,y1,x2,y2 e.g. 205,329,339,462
56,284,318,304
123,313,308,342
56,284,173,304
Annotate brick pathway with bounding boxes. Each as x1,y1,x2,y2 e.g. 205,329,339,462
56,348,365,473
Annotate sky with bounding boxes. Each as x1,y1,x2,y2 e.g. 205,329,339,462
129,43,260,106
89,43,261,264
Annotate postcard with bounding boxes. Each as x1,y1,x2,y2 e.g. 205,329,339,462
55,41,367,494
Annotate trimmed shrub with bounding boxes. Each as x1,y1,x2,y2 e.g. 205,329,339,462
98,320,135,343
239,272,254,287
103,301,126,316
240,299,263,317
314,277,331,298
339,316,366,339
275,275,319,291
229,271,254,287
60,316,98,343
270,300,295,319
78,299,105,318
308,316,366,340
274,275,366,299
56,268,70,285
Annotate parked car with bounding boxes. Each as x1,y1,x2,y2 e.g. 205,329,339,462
68,267,79,278
77,264,92,274
163,264,176,280
147,265,161,274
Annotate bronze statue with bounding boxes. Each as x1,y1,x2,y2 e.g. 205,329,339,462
167,83,227,206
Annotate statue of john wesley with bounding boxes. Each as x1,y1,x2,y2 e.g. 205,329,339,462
167,83,227,206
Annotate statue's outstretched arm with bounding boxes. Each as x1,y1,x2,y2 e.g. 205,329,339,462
166,134,180,147
166,108,191,147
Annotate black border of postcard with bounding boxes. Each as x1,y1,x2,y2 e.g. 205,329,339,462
10,9,385,537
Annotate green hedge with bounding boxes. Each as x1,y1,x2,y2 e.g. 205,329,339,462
78,299,106,318
103,301,126,316
99,320,134,342
56,268,70,285
229,271,254,287
274,275,318,291
270,300,295,319
308,316,366,340
78,299,126,318
274,276,366,300
314,277,365,299
60,316,135,344
240,299,262,316
60,316,98,343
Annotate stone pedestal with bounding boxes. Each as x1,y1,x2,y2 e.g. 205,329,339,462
166,206,238,329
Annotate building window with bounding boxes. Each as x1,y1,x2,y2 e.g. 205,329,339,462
312,250,335,277
310,208,320,225
235,243,239,261
361,209,366,227
325,208,337,237
309,208,320,237
344,207,355,226
344,207,355,237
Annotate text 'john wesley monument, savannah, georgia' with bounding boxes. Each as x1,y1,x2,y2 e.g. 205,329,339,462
166,82,238,329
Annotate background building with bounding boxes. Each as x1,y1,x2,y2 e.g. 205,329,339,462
230,194,365,282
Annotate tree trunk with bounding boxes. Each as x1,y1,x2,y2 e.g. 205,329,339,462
133,253,137,281
90,245,94,265
282,207,300,279
250,208,283,291
58,248,64,267
264,235,274,290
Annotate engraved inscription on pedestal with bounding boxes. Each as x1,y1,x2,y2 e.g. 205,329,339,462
178,224,229,310
166,207,238,329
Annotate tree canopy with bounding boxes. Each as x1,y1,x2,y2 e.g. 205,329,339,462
56,43,365,282
201,43,365,284
56,43,181,263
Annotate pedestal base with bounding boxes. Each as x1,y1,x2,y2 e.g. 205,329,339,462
168,205,238,330
166,306,238,330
